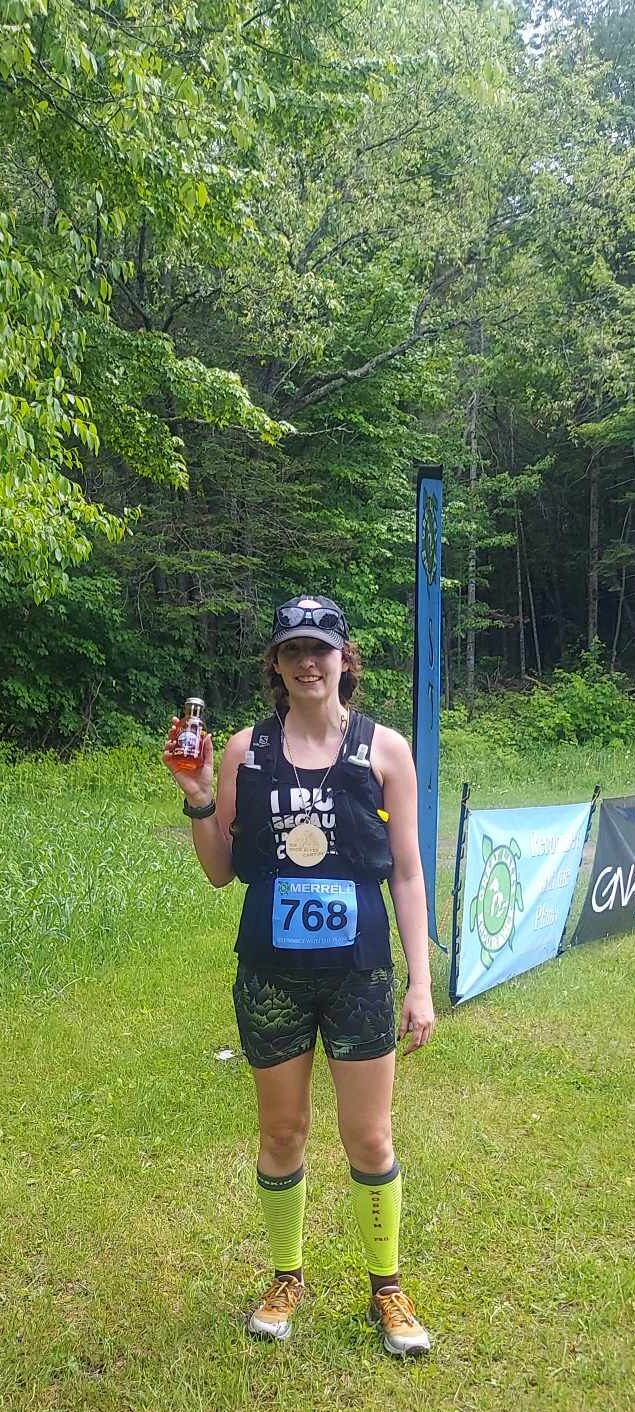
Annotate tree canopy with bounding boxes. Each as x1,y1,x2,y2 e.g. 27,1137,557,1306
1,0,634,746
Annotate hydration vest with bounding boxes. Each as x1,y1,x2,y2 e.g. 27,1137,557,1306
230,708,393,884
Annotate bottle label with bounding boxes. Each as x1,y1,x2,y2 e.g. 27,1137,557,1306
177,726,201,757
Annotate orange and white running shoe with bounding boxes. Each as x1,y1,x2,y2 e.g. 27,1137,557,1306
367,1285,431,1356
247,1276,305,1341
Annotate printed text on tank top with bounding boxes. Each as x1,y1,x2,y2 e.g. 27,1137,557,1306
271,783,337,863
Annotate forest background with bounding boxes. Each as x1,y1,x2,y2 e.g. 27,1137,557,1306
2,0,635,755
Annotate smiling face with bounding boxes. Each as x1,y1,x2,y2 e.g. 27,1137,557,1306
274,637,343,705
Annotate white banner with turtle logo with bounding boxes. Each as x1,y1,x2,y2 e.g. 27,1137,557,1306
451,800,591,1005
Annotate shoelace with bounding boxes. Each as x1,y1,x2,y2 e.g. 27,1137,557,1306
376,1290,418,1328
261,1277,302,1313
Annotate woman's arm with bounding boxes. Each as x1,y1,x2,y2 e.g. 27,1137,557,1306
163,722,251,889
374,725,435,1053
191,727,253,887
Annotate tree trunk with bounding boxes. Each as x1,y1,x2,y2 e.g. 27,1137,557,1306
465,321,483,715
611,564,627,672
611,506,632,672
519,513,542,678
152,566,166,599
515,507,526,681
465,482,477,711
177,571,191,604
510,411,526,681
551,564,566,661
620,590,635,638
443,595,452,709
588,456,600,649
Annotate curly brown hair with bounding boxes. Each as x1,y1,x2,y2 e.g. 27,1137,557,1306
263,640,363,708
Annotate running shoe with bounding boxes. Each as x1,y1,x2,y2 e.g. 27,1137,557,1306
367,1285,431,1356
247,1275,305,1341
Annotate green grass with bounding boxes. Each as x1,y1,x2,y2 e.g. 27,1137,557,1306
0,747,634,1410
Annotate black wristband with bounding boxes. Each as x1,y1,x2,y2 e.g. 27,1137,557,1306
183,796,216,819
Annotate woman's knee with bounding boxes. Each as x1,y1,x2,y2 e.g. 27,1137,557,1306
341,1125,393,1173
259,1113,311,1161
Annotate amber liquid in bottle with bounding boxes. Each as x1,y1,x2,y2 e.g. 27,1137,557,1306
172,697,206,771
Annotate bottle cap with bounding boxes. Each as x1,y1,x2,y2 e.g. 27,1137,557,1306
184,697,205,720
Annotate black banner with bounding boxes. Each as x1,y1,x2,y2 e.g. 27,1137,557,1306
572,796,635,946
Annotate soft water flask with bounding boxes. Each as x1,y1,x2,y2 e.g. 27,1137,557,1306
172,697,206,771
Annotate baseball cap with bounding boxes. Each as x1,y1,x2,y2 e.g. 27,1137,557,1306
270,595,350,650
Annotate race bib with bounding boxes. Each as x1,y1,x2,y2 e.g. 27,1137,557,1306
272,878,358,950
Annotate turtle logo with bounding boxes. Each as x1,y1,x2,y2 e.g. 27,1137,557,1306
469,834,524,968
421,491,438,586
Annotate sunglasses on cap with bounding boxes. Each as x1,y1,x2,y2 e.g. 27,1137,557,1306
275,604,349,634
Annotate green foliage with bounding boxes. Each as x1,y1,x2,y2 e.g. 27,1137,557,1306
0,573,187,748
521,663,635,748
0,465,138,602
0,0,309,596
3,0,635,725
442,664,635,790
83,320,290,487
441,699,525,786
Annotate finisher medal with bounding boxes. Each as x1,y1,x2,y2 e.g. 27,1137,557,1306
285,822,328,867
276,707,349,870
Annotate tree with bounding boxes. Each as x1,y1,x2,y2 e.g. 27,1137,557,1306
0,0,349,597
3,0,635,747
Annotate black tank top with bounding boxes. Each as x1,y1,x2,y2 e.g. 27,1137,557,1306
234,746,392,973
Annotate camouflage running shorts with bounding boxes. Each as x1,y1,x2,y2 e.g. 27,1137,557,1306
232,963,396,1069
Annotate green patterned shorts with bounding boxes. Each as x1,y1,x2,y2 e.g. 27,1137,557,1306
232,963,396,1069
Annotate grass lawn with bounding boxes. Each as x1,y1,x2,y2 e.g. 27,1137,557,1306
0,748,633,1410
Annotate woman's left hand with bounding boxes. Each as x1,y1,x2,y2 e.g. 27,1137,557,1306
399,984,435,1055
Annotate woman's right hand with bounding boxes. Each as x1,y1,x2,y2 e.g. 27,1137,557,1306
163,717,215,806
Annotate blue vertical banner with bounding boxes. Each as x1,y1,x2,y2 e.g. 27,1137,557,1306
451,800,592,1004
413,463,443,946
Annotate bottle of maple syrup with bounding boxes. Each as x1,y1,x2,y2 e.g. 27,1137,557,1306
172,697,206,771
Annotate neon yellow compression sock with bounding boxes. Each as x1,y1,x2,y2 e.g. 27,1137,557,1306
350,1160,402,1277
256,1165,306,1275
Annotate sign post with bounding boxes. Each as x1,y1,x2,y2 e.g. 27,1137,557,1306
413,462,443,946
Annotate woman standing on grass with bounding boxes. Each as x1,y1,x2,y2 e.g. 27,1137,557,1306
163,595,435,1357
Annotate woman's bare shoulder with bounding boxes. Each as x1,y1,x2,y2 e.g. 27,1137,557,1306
220,725,253,766
370,721,413,785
